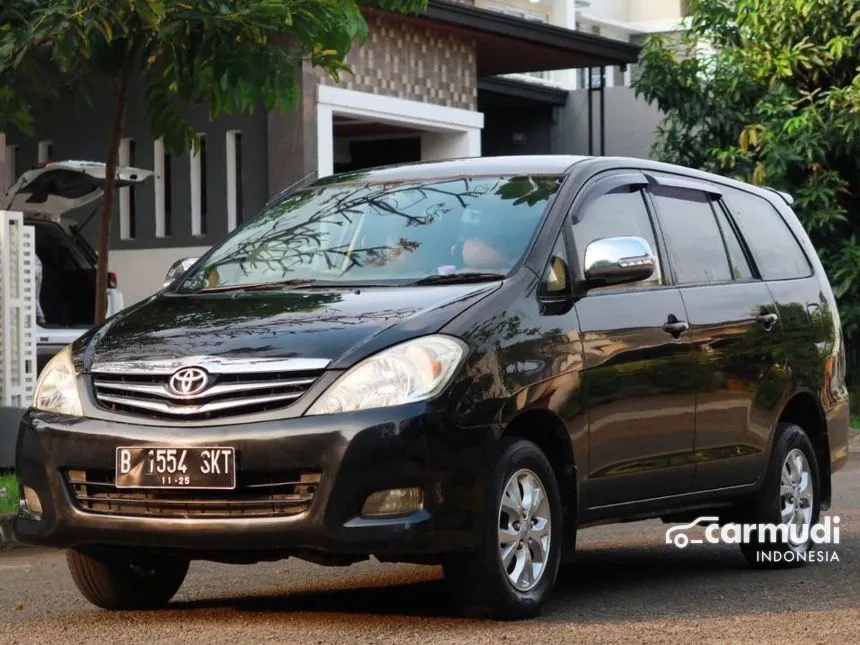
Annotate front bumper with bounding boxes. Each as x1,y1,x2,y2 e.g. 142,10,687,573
13,403,496,559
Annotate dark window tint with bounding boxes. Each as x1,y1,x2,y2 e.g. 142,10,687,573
714,203,753,280
652,187,731,284
572,188,662,287
722,189,811,280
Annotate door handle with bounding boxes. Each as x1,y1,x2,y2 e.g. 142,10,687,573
663,315,689,337
756,312,779,330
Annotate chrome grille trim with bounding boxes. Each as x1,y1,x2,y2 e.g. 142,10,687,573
91,355,327,420
97,391,304,416
93,377,316,401
90,356,331,376
65,469,322,518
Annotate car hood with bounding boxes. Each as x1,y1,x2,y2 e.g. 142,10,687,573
76,283,501,372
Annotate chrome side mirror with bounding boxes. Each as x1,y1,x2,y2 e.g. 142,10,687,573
583,236,655,287
163,257,199,288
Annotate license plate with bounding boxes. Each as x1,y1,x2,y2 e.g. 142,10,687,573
115,446,236,490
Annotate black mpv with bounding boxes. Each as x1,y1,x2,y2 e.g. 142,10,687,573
15,156,850,619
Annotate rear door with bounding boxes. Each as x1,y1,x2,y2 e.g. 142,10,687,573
571,173,697,508
644,174,787,490
0,161,152,215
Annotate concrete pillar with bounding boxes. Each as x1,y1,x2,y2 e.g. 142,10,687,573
266,62,320,199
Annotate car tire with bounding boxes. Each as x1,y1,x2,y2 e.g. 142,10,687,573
443,438,563,620
66,548,189,610
738,422,821,569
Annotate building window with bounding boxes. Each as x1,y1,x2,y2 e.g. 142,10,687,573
579,67,605,89
226,130,244,232
118,138,136,240
486,1,550,23
190,134,207,237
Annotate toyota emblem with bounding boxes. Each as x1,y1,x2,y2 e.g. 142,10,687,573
168,367,209,397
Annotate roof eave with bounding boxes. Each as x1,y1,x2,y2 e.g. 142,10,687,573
422,0,641,67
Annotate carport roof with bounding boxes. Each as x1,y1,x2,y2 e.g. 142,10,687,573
371,0,641,76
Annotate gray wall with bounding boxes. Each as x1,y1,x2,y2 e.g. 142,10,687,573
5,84,270,252
553,86,664,160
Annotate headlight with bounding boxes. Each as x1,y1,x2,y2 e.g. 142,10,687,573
33,345,83,416
306,335,467,415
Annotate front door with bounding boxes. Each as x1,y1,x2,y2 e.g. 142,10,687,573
570,177,697,508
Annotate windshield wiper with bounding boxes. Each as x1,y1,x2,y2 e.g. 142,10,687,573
409,272,506,286
196,279,396,293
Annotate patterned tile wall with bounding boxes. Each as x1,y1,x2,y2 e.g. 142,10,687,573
316,14,477,111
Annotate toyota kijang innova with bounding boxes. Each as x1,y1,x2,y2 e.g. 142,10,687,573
14,156,850,619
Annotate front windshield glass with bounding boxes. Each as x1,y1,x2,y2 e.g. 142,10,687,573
178,174,564,291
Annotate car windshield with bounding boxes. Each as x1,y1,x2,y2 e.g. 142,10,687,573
178,174,563,291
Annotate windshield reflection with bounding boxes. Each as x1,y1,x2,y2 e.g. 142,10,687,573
178,175,563,292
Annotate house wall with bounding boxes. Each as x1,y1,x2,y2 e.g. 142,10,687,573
316,13,477,111
555,86,664,159
4,87,270,305
7,16,482,306
279,14,481,184
0,133,10,195
5,90,269,253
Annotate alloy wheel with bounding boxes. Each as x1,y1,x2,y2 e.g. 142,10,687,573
498,468,552,592
780,448,814,549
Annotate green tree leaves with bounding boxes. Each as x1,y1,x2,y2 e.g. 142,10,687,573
634,0,860,342
0,0,427,322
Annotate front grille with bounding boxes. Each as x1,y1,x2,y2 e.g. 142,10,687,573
65,469,321,518
92,368,324,421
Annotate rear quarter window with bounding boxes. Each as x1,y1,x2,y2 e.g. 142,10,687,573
721,189,812,280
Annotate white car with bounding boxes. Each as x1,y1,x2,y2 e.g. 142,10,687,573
0,160,153,372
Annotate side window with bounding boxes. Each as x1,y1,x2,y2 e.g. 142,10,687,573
713,203,753,280
651,186,732,284
722,189,812,280
572,188,662,288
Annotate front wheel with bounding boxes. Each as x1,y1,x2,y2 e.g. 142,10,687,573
67,548,189,610
443,438,563,619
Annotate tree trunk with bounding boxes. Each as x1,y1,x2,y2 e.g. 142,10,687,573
93,75,129,324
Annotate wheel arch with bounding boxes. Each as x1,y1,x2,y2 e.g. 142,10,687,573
774,390,831,509
500,408,579,526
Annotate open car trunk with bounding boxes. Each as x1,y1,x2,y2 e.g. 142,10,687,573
31,220,98,327
0,160,153,330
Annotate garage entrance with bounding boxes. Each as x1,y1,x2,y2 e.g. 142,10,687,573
316,86,484,179
332,118,422,174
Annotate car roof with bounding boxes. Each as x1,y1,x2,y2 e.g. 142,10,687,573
314,155,590,184
304,155,792,207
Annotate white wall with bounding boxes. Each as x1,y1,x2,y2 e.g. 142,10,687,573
421,131,481,161
110,246,210,306
316,85,484,178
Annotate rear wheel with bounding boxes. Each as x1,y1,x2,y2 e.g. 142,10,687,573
67,548,189,610
739,423,821,568
443,438,563,619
